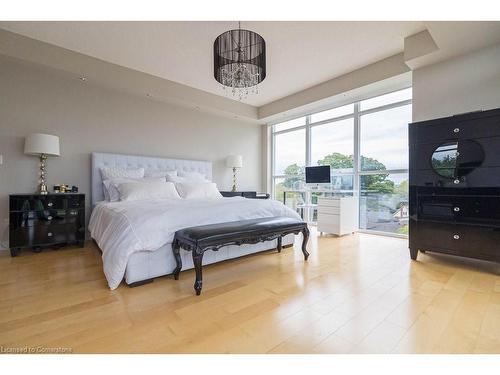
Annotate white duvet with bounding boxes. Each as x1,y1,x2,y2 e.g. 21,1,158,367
89,197,301,289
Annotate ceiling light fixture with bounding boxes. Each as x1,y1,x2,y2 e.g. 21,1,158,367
214,22,266,101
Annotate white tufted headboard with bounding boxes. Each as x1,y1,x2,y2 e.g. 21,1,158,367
91,152,212,207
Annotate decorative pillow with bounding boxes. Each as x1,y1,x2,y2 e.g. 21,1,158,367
103,177,165,202
117,181,180,202
100,167,145,180
175,182,222,200
177,171,209,182
144,169,177,179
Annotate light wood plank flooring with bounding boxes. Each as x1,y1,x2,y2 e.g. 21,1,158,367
1,229,499,354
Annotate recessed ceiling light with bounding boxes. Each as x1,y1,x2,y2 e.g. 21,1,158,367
195,106,200,110
79,76,87,81
146,93,152,98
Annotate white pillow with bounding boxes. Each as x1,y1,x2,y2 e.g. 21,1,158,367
175,182,222,200
100,166,145,180
118,181,180,202
145,169,177,178
177,171,209,182
166,175,189,183
103,177,165,202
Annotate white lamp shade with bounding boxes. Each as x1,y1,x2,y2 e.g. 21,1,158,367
24,133,60,156
225,155,243,168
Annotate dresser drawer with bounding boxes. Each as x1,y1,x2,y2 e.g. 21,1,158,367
317,213,340,225
411,137,500,171
318,205,340,215
317,198,340,207
417,195,500,226
416,113,500,144
10,209,84,228
412,221,500,257
411,167,500,188
9,223,84,248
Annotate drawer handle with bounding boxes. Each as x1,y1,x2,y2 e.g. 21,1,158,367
47,232,53,237
453,128,460,133
453,179,460,184
453,234,460,240
47,202,53,207
454,207,460,212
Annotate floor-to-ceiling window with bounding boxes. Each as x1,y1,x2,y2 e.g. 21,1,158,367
271,87,411,236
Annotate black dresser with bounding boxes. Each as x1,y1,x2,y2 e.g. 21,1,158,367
9,193,86,257
409,108,500,263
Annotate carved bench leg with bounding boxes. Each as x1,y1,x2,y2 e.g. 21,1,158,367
172,240,182,280
193,249,204,296
301,226,310,260
277,236,282,253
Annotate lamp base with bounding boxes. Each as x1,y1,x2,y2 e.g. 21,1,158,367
39,183,48,195
38,154,48,195
231,167,237,192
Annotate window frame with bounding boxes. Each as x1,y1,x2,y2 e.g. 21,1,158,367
270,87,412,238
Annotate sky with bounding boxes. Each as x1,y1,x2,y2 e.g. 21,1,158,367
274,88,412,175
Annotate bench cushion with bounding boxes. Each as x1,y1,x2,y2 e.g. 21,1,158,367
175,216,306,249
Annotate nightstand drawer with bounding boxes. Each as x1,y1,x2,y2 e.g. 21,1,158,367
9,194,85,211
10,210,84,228
9,223,84,248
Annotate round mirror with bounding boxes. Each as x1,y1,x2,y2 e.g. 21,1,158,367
431,140,484,179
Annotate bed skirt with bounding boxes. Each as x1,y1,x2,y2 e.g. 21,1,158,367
124,233,295,285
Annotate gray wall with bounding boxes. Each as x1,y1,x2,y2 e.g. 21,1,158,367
0,57,263,248
412,42,500,122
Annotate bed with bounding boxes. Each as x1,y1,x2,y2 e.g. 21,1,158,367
89,152,301,289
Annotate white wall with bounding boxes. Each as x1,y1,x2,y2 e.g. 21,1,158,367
412,43,500,122
0,57,263,248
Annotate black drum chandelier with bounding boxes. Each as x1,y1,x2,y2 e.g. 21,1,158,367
213,22,266,100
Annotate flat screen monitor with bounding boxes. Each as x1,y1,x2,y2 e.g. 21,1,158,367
305,165,331,183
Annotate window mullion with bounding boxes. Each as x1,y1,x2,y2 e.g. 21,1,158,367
353,102,361,229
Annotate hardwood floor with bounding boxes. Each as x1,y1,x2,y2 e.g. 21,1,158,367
1,229,499,354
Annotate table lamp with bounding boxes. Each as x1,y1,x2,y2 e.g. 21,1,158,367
225,155,243,192
24,133,60,195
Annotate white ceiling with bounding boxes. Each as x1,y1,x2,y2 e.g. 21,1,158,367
0,21,425,106
1,21,499,107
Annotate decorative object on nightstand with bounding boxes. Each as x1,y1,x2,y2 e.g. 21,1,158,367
317,196,358,236
9,193,85,257
220,191,270,199
225,155,243,192
24,133,60,195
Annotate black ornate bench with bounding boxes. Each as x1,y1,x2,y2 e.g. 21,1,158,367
172,217,310,295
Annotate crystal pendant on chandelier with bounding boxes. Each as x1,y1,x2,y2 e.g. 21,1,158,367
214,22,266,100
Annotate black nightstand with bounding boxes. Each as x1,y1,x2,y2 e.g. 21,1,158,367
9,193,86,257
220,191,270,199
